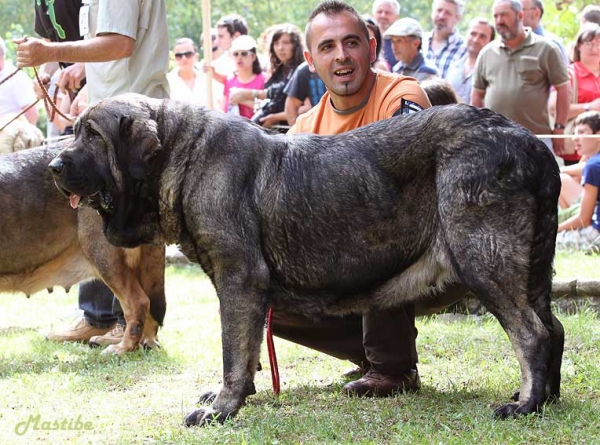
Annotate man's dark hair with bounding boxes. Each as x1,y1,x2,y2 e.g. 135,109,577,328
305,0,369,50
420,78,459,106
217,14,248,37
532,0,544,18
581,5,600,26
575,111,600,134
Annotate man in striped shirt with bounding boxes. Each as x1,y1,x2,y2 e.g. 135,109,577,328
423,0,467,79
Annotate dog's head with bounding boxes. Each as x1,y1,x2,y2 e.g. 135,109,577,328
49,94,166,248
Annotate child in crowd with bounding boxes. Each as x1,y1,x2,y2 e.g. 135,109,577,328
223,35,265,119
556,111,600,252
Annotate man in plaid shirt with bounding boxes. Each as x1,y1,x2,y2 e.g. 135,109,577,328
423,0,467,79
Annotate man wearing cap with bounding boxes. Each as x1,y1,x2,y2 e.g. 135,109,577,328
384,18,439,81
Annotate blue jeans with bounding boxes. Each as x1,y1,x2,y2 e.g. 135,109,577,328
79,279,125,328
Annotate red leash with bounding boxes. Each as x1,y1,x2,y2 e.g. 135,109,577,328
266,307,280,395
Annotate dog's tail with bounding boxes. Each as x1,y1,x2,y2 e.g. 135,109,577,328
524,138,560,316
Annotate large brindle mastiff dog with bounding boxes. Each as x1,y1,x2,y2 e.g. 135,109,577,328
0,142,165,354
49,94,564,424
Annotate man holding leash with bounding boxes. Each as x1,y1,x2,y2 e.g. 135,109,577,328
274,0,431,396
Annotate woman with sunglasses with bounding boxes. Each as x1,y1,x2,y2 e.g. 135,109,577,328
167,37,222,109
223,35,265,119
230,24,304,129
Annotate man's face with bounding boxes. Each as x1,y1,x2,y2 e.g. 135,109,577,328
431,0,461,35
520,0,541,28
493,3,522,42
216,26,234,51
466,22,493,57
305,11,376,100
373,2,399,32
390,36,419,64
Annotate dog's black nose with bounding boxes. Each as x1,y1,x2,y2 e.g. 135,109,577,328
48,158,64,176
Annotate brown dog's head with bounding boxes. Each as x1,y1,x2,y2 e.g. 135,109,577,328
48,94,166,248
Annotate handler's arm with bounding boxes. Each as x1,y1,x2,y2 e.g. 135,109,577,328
15,34,134,68
470,88,486,108
552,81,572,156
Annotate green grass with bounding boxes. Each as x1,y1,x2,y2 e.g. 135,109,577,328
0,254,599,445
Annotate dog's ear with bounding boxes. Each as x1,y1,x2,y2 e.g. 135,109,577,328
120,116,162,181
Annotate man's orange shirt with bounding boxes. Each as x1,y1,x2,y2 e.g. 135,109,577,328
288,71,431,135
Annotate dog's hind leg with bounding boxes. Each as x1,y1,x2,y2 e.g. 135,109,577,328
461,277,554,418
184,260,268,427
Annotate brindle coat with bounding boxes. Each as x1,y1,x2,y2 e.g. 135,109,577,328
0,143,165,354
49,94,564,424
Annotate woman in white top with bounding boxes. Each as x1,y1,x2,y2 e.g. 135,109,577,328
167,37,222,110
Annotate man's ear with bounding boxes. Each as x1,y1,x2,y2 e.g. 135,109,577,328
305,50,316,73
369,36,377,64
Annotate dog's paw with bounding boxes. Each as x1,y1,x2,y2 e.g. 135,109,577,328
141,337,161,350
183,408,225,427
198,390,218,404
493,401,539,419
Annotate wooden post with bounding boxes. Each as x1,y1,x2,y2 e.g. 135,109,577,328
201,0,213,109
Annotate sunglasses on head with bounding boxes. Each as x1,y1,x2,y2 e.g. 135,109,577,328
175,51,195,59
232,50,251,57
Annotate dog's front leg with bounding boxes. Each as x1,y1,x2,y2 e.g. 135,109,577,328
185,290,266,427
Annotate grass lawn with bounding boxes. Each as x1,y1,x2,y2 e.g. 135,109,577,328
0,253,599,444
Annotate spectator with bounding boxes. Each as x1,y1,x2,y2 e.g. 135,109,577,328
371,0,401,68
0,38,39,125
209,14,249,84
384,18,438,81
580,5,600,27
167,37,221,109
549,24,600,165
421,77,459,105
275,0,432,398
446,18,495,103
556,111,600,251
223,35,265,119
520,0,567,61
283,61,326,126
364,16,392,71
231,24,304,129
471,0,571,156
16,0,169,347
423,0,467,79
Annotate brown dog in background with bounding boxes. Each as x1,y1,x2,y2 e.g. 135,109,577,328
0,142,166,354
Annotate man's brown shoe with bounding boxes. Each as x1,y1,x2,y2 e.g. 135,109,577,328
46,316,114,343
89,324,126,348
343,368,421,397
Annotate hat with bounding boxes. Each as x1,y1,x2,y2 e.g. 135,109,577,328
383,18,424,39
230,35,257,52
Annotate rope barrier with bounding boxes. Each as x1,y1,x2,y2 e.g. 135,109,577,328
536,134,600,139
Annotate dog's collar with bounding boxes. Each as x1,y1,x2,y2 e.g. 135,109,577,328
329,72,377,116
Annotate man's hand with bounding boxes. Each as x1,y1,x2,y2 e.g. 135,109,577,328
69,85,88,117
33,71,51,100
57,63,85,94
14,37,53,68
